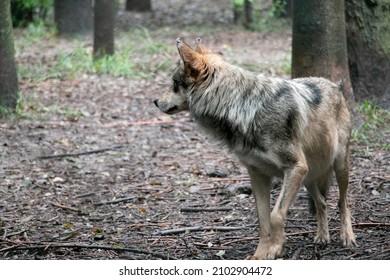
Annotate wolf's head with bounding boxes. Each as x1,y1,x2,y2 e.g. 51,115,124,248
154,38,221,115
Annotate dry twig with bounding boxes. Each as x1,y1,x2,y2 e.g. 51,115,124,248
180,207,232,212
155,226,249,236
0,242,175,260
93,196,137,206
49,202,80,212
36,146,124,160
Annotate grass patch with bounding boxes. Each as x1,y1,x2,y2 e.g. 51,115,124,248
16,27,174,81
0,91,42,120
14,21,56,52
352,101,390,150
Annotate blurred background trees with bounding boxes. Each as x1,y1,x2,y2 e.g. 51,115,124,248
291,0,354,112
345,0,390,105
2,0,390,115
54,0,93,35
0,0,19,113
11,0,51,27
94,0,116,59
126,0,152,12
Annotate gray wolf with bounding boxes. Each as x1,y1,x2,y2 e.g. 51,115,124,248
154,38,356,259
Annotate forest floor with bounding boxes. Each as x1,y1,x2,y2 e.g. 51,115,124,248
1,0,389,260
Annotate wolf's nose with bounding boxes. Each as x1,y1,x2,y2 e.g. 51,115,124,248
153,99,159,107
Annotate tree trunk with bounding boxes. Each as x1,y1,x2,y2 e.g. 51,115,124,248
291,0,355,114
345,0,390,108
93,0,115,59
126,0,152,12
233,0,242,25
233,0,253,28
54,0,93,36
0,0,19,112
244,0,253,28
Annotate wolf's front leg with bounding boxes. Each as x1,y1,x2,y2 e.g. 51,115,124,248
245,166,274,260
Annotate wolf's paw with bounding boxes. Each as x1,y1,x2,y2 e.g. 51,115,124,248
245,255,261,260
245,243,284,260
340,230,357,247
314,233,330,244
267,243,285,259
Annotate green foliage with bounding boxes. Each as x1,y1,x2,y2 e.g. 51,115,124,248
352,101,390,150
232,0,290,31
26,19,52,38
233,0,253,10
0,106,11,119
233,0,246,6
241,0,290,32
269,0,287,18
15,0,51,9
11,0,52,27
0,91,34,120
249,14,290,33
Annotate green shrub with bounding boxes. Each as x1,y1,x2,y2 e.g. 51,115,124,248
11,0,52,27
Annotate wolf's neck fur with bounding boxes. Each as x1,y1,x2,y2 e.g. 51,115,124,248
188,63,269,150
187,62,310,152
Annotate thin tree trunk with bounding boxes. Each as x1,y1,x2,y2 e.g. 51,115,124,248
54,0,93,36
244,0,253,28
93,0,115,59
291,0,355,114
345,0,390,108
0,0,19,112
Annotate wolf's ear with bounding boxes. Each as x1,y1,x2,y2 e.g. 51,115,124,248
176,38,205,80
176,38,197,62
195,37,211,54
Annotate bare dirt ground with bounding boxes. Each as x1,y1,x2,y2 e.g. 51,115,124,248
1,0,389,260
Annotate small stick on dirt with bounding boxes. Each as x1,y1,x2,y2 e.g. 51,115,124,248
198,177,250,183
285,222,389,238
221,236,258,246
0,242,175,260
94,196,137,206
49,201,79,212
36,145,124,160
291,247,303,260
1,228,7,239
2,229,27,239
155,226,249,236
193,242,232,250
101,120,175,128
180,207,232,212
74,192,96,199
353,222,390,227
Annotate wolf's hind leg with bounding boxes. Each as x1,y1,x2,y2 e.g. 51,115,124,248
305,170,332,244
334,152,356,247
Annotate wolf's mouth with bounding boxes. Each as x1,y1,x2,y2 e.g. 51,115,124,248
166,105,178,114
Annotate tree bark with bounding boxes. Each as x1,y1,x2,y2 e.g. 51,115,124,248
126,0,152,12
345,0,390,108
291,0,355,113
244,0,253,28
54,0,93,36
0,0,19,112
93,0,115,59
